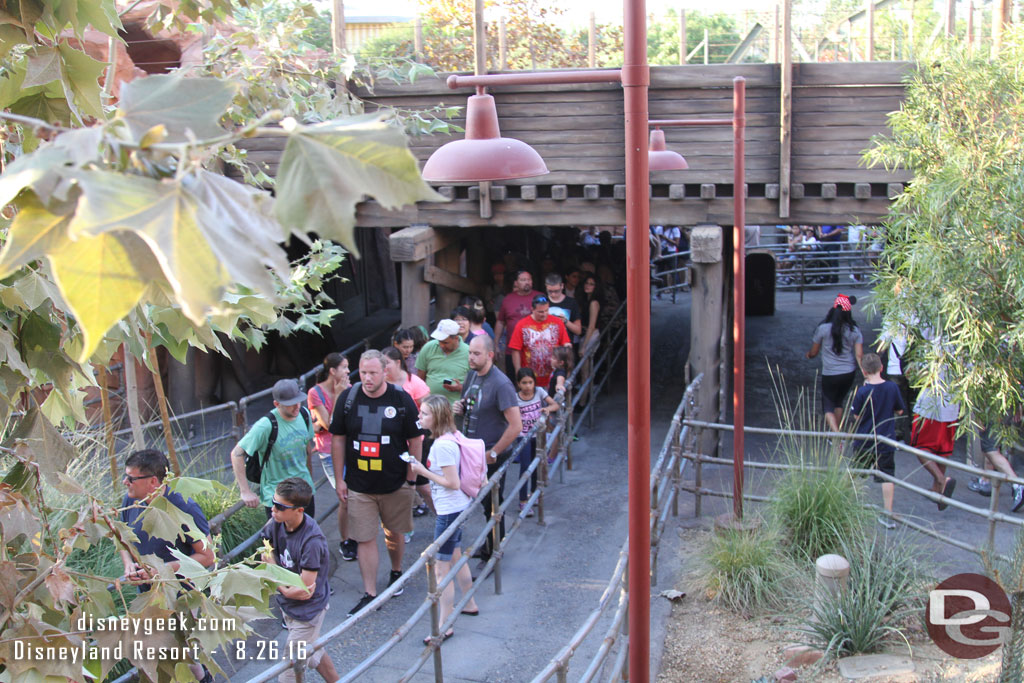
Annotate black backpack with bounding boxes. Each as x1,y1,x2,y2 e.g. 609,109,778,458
244,406,311,483
337,382,407,430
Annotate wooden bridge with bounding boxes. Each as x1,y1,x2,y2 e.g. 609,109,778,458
235,60,912,229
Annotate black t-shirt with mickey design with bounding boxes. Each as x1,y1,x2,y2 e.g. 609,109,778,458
329,383,422,494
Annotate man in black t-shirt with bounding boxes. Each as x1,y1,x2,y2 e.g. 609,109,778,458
330,350,422,616
544,273,582,339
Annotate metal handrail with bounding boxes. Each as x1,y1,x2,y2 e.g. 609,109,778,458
532,373,705,682
243,302,628,683
681,419,1024,563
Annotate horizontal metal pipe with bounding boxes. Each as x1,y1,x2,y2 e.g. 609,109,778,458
649,118,732,127
447,69,622,89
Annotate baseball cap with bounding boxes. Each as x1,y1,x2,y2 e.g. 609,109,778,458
431,319,461,340
272,379,305,406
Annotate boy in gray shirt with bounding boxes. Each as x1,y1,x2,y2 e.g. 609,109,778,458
260,478,338,683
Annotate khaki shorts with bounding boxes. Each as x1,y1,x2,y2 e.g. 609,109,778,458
348,487,414,542
279,605,328,682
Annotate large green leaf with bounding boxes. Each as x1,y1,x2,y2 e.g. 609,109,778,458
0,24,23,56
68,171,230,324
183,171,290,296
273,114,445,256
0,145,73,209
5,406,77,485
7,87,73,126
73,0,120,38
48,231,159,361
0,60,26,107
0,0,44,35
0,197,73,279
23,46,61,89
117,73,235,144
56,43,106,121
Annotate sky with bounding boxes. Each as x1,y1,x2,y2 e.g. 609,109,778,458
344,0,772,27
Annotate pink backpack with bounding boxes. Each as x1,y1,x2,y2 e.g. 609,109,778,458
437,431,488,498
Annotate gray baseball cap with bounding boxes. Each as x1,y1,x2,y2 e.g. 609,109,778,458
272,379,304,406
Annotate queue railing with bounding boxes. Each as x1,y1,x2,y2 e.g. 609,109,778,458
531,372,704,682
242,301,628,683
680,420,1024,564
650,249,691,301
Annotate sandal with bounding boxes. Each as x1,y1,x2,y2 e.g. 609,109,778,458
423,630,455,645
937,478,956,511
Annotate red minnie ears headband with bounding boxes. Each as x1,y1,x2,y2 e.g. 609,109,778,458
834,294,853,311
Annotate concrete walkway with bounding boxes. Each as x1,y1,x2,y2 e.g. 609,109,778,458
226,302,687,681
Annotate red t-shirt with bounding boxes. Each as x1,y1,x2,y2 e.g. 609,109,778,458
497,290,542,349
508,316,571,388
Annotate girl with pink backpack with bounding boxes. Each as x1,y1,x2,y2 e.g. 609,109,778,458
407,395,482,641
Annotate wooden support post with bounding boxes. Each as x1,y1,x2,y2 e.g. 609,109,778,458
703,28,709,64
521,185,537,200
945,0,956,37
967,1,975,51
435,238,462,316
589,12,597,68
779,0,793,218
866,0,875,60
854,183,871,199
771,4,779,63
993,0,1011,57
668,184,685,200
499,17,507,70
331,0,346,55
474,0,486,75
584,184,600,200
689,226,724,459
147,343,180,476
99,366,117,487
401,261,430,328
414,17,423,61
679,9,687,64
551,185,568,200
700,183,716,199
822,183,837,199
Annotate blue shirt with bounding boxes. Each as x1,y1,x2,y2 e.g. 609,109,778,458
120,489,211,564
851,381,906,453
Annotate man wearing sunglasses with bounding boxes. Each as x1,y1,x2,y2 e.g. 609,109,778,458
260,478,339,683
119,449,215,683
508,296,572,389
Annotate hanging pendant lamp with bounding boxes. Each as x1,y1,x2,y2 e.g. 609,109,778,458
422,92,549,182
648,128,688,171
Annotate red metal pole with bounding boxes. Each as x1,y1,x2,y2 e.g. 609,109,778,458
623,0,650,679
732,77,746,520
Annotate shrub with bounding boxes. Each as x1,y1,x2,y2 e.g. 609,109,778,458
195,482,267,556
790,530,929,660
700,521,797,615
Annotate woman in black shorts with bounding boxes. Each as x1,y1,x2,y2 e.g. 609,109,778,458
806,294,864,431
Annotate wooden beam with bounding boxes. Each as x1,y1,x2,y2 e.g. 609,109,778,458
680,9,687,65
434,241,462,315
389,225,455,262
425,265,479,296
779,0,793,218
727,23,764,63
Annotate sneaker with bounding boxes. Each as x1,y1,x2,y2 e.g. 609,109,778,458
968,477,993,497
404,530,414,543
281,617,288,630
388,569,404,596
348,592,376,617
877,515,896,530
1013,484,1024,513
339,539,358,561
412,503,429,517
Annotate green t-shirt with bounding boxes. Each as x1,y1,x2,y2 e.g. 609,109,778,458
415,339,470,404
238,408,315,507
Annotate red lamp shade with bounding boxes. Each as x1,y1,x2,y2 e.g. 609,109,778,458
648,128,688,171
422,93,549,182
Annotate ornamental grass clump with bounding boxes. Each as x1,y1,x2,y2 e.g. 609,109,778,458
700,521,798,616
768,370,872,561
790,530,929,660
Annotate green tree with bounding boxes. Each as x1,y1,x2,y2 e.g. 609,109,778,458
0,0,443,679
864,28,1024,434
646,10,742,65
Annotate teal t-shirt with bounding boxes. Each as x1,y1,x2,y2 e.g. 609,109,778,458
238,409,315,507
415,339,470,404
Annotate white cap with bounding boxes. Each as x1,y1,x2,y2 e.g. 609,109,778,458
431,319,460,340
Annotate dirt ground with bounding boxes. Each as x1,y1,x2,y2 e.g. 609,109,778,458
656,526,1004,683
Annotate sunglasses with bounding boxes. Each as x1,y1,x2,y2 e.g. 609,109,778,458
123,472,154,483
534,296,549,304
272,499,299,511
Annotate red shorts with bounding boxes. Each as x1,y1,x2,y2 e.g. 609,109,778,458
911,416,957,457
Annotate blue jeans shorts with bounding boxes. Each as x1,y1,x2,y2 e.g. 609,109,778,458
434,510,465,561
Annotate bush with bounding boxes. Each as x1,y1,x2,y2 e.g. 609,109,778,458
700,521,797,615
195,482,267,556
790,530,929,660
